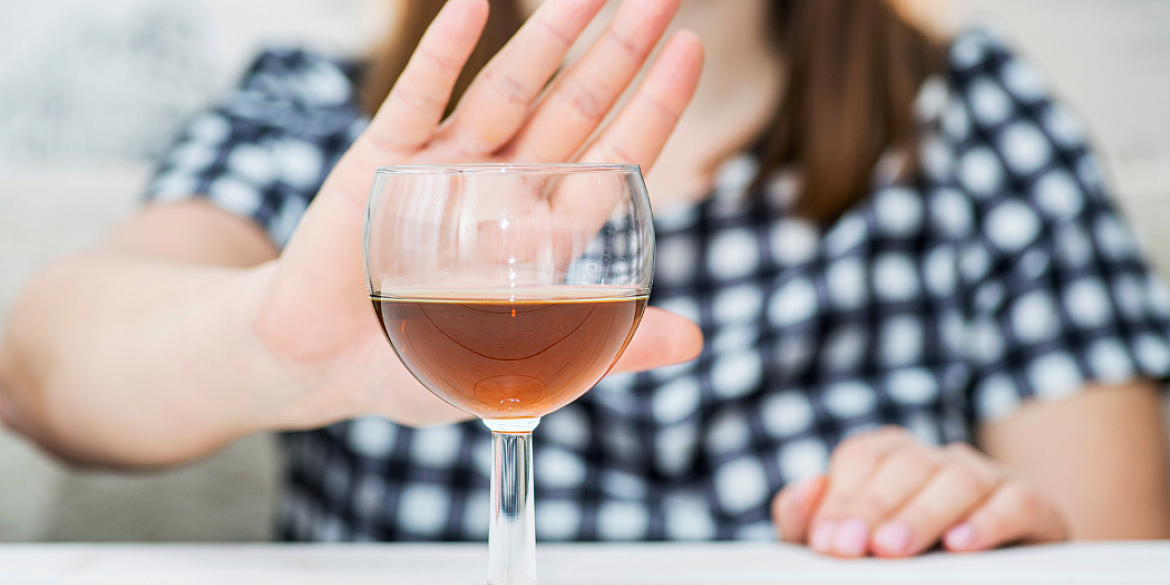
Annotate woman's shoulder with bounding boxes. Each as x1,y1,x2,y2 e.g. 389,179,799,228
145,47,366,245
917,26,1102,217
946,27,1028,74
177,47,367,162
931,27,1087,153
231,47,364,110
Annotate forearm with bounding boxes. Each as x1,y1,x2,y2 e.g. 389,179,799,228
0,251,291,468
981,382,1170,540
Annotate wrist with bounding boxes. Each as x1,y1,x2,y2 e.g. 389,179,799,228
125,261,294,464
218,260,322,434
229,260,369,433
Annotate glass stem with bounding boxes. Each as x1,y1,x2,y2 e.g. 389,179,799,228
484,418,541,585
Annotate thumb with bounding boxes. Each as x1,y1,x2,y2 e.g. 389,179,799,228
772,475,829,543
610,307,703,374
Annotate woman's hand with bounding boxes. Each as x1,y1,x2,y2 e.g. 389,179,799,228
772,427,1068,558
252,0,705,429
0,0,703,468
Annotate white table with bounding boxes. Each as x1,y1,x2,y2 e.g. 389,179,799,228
2,542,1167,584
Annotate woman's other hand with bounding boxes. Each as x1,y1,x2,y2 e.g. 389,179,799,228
771,427,1068,558
254,0,704,428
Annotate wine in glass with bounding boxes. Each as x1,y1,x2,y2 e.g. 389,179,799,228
364,164,654,585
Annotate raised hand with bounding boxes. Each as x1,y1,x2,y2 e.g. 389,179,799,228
772,427,1068,558
251,0,705,429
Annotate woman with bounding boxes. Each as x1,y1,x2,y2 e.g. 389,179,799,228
2,0,1168,558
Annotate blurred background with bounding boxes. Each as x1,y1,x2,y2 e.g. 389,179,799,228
1,0,1169,541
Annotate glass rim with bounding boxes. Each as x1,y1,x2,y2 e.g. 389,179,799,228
374,163,640,174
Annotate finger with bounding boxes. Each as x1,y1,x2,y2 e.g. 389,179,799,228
507,0,681,162
439,0,609,154
872,456,1001,558
816,431,912,520
364,0,489,154
553,30,702,228
573,29,703,169
772,475,829,543
807,427,915,556
943,482,1067,553
609,307,702,373
821,445,943,557
267,1,491,348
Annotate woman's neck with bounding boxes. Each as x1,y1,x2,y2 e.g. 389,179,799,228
652,0,783,206
522,0,784,206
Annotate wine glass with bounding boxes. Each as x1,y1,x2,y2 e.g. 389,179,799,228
364,164,654,585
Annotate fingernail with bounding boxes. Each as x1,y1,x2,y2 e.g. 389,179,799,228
832,518,869,557
810,521,836,553
945,522,977,551
873,522,912,556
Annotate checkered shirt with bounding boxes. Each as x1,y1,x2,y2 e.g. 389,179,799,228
146,29,1170,542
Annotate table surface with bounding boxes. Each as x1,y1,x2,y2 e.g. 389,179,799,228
2,541,1167,584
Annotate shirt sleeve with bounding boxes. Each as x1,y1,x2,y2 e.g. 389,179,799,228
144,49,365,248
943,30,1170,423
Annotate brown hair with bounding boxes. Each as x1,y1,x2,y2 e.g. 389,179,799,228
361,1,943,223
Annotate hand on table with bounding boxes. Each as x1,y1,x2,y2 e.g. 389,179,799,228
772,427,1069,558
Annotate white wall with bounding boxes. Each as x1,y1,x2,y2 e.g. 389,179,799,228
0,0,1168,541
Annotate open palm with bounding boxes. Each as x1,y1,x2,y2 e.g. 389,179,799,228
250,0,705,428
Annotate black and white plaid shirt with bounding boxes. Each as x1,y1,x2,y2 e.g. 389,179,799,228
147,29,1170,542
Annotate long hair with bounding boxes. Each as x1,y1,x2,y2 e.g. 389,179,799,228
361,0,943,223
